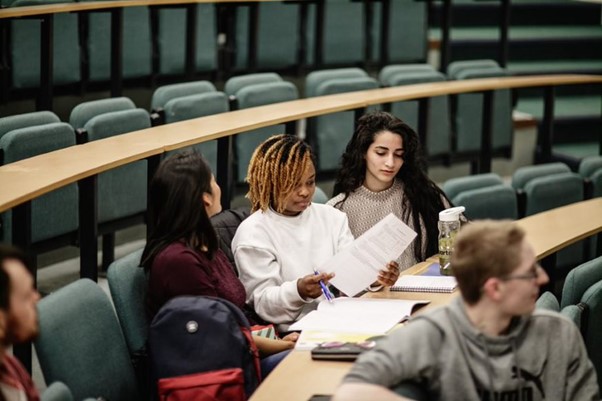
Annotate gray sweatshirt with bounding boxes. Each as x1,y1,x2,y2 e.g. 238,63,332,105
344,297,599,401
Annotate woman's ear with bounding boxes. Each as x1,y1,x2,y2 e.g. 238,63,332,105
202,192,212,209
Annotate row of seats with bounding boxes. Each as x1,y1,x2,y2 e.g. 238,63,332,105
1,0,427,93
0,63,589,271
536,255,602,389
153,60,514,178
442,161,602,275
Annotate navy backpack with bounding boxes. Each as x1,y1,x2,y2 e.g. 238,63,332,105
149,296,261,401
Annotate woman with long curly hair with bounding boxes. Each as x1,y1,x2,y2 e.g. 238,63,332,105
328,111,455,270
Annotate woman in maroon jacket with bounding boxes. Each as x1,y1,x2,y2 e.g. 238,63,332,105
141,151,297,377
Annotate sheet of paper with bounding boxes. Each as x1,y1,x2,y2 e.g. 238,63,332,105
289,297,429,334
325,213,417,297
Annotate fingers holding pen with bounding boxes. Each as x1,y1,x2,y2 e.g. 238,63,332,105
297,272,335,299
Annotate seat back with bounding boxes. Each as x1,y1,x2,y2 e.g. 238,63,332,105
511,162,570,190
561,256,602,308
154,84,228,172
312,187,329,204
107,249,147,358
231,80,299,182
384,68,451,159
233,2,300,70
536,291,560,312
452,185,518,220
443,173,504,200
0,111,59,138
305,68,367,97
523,172,583,215
151,80,217,112
307,0,365,66
447,60,512,157
83,108,151,224
579,156,602,179
306,69,378,172
69,97,136,130
107,249,149,397
155,4,217,76
85,6,152,81
9,0,80,89
580,280,602,389
590,169,602,198
523,172,585,268
560,304,583,330
372,0,427,65
224,72,282,97
41,382,74,401
35,279,139,401
378,64,437,88
579,156,602,200
0,123,78,243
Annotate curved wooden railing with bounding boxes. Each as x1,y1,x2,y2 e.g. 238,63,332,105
0,74,601,280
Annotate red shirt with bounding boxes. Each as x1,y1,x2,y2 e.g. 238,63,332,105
146,242,247,320
0,353,40,401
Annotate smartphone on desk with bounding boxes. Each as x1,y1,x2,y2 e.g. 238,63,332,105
311,340,376,361
308,395,331,401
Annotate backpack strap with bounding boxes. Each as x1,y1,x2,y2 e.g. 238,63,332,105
241,326,262,383
205,296,263,383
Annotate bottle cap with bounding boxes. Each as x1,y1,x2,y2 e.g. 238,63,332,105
439,206,466,222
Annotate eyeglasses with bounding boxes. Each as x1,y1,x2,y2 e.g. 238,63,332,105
500,264,543,282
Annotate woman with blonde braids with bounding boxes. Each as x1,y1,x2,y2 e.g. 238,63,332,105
232,135,400,332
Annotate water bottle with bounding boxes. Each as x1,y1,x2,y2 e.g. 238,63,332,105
438,206,465,276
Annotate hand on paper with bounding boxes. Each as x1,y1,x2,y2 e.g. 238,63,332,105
377,261,400,287
297,272,335,299
281,332,300,343
253,334,298,356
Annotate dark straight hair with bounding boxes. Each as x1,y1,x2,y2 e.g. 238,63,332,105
141,151,218,270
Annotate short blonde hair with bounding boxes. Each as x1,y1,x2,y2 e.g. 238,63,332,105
451,220,525,304
246,134,315,213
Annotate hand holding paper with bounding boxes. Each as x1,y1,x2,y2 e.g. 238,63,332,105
325,214,417,297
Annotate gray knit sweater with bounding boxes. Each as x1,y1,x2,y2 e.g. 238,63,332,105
327,180,428,270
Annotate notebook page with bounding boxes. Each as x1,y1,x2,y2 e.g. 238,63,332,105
392,275,457,293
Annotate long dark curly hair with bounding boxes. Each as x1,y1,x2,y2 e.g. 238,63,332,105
332,111,450,261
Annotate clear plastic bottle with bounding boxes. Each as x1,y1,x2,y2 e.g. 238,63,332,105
438,206,465,276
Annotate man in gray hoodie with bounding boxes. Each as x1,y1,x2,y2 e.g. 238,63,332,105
333,220,599,401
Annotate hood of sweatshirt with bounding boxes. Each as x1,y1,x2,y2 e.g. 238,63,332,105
445,296,530,356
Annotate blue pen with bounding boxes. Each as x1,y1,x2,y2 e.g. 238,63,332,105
313,269,334,303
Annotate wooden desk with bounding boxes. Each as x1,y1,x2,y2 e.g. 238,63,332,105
516,198,602,260
250,199,602,401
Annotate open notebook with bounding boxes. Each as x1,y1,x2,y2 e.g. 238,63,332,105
291,297,429,350
391,275,457,293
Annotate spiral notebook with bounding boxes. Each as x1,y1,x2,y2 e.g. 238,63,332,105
391,275,457,293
